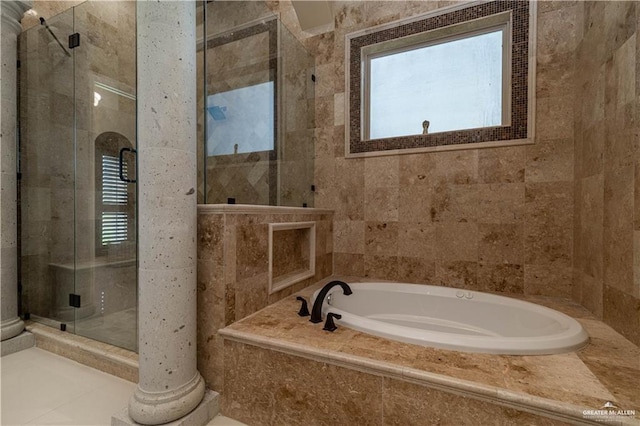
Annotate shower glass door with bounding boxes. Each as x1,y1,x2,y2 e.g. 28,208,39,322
19,1,138,351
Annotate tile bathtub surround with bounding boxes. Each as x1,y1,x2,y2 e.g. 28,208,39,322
572,1,640,346
196,205,333,392
269,0,640,345
220,278,640,425
263,0,578,304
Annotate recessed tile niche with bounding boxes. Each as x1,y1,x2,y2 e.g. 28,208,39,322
269,222,316,294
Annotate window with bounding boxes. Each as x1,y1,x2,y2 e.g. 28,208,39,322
366,26,508,139
346,1,535,156
94,132,135,253
101,155,128,245
206,81,275,156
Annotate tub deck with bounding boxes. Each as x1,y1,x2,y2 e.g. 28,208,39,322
220,276,640,425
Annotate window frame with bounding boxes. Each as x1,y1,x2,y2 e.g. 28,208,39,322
362,16,512,140
345,0,537,158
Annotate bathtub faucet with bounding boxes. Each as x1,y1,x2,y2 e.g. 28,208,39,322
310,280,352,324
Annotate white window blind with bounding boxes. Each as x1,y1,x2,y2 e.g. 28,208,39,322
101,155,128,245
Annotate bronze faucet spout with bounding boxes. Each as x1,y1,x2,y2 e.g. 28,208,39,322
310,280,352,323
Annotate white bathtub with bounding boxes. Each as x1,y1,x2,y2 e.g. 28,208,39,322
313,282,589,355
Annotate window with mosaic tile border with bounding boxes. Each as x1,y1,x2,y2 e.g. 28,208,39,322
345,0,537,157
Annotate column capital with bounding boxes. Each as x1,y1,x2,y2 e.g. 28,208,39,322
1,1,32,35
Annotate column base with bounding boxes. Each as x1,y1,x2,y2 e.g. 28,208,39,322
126,372,207,425
113,388,218,426
0,331,34,356
1,316,25,341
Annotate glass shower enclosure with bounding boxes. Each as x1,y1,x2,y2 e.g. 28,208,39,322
197,1,316,207
19,2,137,351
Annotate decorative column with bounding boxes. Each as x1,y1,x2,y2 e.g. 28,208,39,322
1,1,31,343
126,1,209,425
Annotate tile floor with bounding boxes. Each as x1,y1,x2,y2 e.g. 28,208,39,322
1,347,245,426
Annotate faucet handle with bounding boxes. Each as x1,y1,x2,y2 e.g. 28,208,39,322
323,312,342,332
296,296,310,317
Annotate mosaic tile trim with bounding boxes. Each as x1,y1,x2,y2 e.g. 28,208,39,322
349,1,530,154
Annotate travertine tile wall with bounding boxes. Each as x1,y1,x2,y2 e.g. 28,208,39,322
196,207,333,392
269,1,577,298
222,341,569,426
573,1,640,345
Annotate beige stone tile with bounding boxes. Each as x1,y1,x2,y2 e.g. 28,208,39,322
397,256,436,284
398,185,434,223
536,55,576,99
314,158,337,191
223,341,384,426
364,156,399,188
431,183,478,223
333,1,366,31
339,331,421,363
603,163,634,295
399,153,436,187
524,264,572,298
434,260,477,289
398,222,434,259
382,378,570,426
235,222,269,281
334,253,365,277
364,255,399,281
365,221,398,256
333,125,346,158
575,174,604,282
314,126,333,159
477,263,524,294
577,318,640,371
537,3,581,58
334,92,345,126
435,150,478,185
334,187,365,221
635,231,640,298
576,270,603,319
477,183,525,224
364,187,399,222
536,95,575,140
234,272,269,321
478,223,524,264
498,353,616,409
315,95,334,130
603,285,640,346
363,1,403,26
334,220,365,254
435,223,478,262
525,138,574,183
524,182,573,267
478,146,525,184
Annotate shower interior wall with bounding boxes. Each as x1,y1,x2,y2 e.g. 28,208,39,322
197,1,315,207
19,1,137,350
268,0,640,346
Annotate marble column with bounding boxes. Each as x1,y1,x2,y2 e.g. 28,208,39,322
1,1,31,342
128,1,205,424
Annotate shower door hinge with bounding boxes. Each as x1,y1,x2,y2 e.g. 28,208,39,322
69,293,81,308
68,33,80,49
